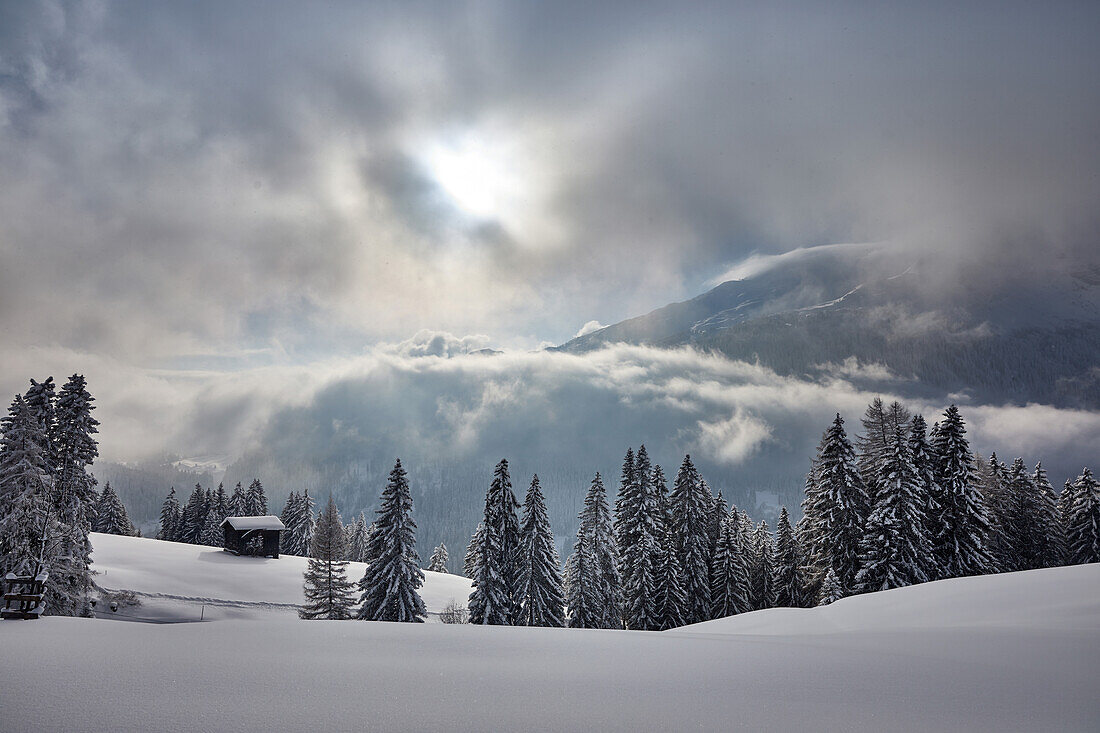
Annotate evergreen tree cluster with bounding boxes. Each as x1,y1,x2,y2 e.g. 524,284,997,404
460,401,1096,629
0,375,100,616
157,479,269,546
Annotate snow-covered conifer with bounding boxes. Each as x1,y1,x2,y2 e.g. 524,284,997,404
773,507,808,607
300,495,355,620
179,483,207,544
518,475,564,626
1004,458,1046,571
0,395,58,582
931,406,995,578
855,425,930,593
1065,468,1100,565
578,472,620,628
157,487,182,542
227,482,246,517
565,534,601,629
356,459,426,622
245,478,268,516
857,398,910,502
907,415,941,580
93,483,136,536
670,455,712,624
348,512,370,563
748,521,774,610
428,543,450,574
617,445,662,630
801,414,868,594
468,459,522,625
710,510,750,618
980,453,1013,572
1033,463,1066,567
817,568,843,606
464,522,484,579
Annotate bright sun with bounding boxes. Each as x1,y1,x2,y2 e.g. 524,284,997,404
424,133,523,221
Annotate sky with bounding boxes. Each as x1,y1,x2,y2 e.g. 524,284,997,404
1,0,1099,468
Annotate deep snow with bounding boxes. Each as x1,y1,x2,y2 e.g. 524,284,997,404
88,532,472,621
0,537,1096,731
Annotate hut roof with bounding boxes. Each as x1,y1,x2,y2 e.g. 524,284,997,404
221,516,286,531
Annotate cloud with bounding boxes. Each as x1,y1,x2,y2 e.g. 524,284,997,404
575,321,605,338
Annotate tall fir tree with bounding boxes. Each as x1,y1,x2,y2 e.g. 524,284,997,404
801,414,869,595
518,475,565,627
907,415,941,581
652,464,687,630
618,445,662,630
670,455,713,624
281,490,315,557
93,483,136,536
428,543,450,573
1065,468,1100,565
565,533,602,629
356,459,426,622
227,482,246,516
348,512,370,563
279,491,301,551
468,459,522,625
300,495,355,620
0,395,58,583
1033,463,1067,567
245,479,268,516
464,522,484,579
47,375,100,616
571,472,620,628
710,510,750,618
773,507,808,608
157,487,182,542
179,483,207,544
857,398,911,503
855,425,931,593
931,406,996,578
748,521,775,610
980,452,1013,572
1004,458,1047,571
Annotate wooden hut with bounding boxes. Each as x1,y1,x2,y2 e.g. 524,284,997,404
220,516,285,558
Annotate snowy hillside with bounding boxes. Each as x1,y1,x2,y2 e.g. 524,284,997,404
559,242,1100,409
88,532,471,622
2,560,1097,731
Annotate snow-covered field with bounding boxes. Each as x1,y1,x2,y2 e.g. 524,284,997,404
1,536,1097,731
87,532,472,621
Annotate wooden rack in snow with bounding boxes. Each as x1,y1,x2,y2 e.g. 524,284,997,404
2,572,48,620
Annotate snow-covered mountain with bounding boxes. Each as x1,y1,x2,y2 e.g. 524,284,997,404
558,243,1100,408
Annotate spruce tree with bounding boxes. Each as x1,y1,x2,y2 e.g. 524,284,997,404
279,492,300,551
180,483,207,544
356,459,426,622
428,543,450,573
300,495,355,620
710,510,750,618
245,479,268,516
670,455,712,624
348,512,370,563
47,375,100,615
907,415,941,581
518,475,565,626
773,507,808,608
857,398,911,503
1033,463,1067,567
227,482,246,516
93,483,136,536
464,522,484,578
748,521,775,610
1004,458,1047,571
468,459,522,625
587,472,621,627
652,464,687,630
618,445,662,630
817,568,843,606
565,534,601,629
931,406,996,578
280,490,315,557
0,395,58,582
199,502,223,546
855,425,931,593
801,414,868,595
1065,468,1100,565
157,487,182,542
980,453,1013,572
